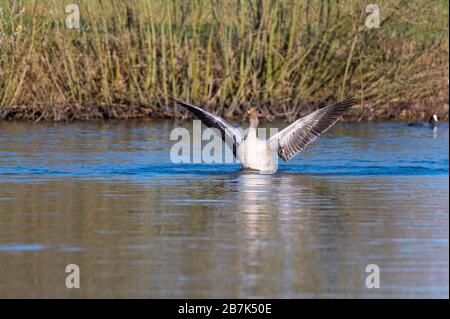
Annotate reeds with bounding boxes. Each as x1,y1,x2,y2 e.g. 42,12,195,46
0,0,448,121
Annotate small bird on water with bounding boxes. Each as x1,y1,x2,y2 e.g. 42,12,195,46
172,97,357,173
408,114,439,129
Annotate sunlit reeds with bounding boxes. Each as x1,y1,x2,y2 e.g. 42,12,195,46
0,0,448,121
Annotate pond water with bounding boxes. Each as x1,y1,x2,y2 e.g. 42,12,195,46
0,120,448,298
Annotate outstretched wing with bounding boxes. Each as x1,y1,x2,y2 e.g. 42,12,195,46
171,98,243,156
269,98,357,161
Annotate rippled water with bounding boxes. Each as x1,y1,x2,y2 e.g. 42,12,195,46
0,120,448,298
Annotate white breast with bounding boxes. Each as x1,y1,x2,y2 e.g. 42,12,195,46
237,128,278,173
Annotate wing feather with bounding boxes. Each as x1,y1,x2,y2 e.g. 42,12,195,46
171,98,243,156
269,98,357,161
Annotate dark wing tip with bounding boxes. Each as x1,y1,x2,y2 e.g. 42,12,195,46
169,96,187,106
170,97,204,115
333,97,358,110
276,97,358,161
324,97,358,118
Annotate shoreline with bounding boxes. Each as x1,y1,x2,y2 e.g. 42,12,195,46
1,101,448,123
0,1,447,124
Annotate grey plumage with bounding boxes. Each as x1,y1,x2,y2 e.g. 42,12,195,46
270,98,357,161
170,98,243,156
172,97,357,163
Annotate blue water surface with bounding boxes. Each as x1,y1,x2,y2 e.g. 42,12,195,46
0,120,448,298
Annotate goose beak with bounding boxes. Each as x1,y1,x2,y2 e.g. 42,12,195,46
244,107,253,120
246,107,257,117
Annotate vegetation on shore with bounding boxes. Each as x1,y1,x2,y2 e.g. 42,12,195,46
0,0,448,122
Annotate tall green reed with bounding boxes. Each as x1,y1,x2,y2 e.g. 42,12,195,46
0,0,447,121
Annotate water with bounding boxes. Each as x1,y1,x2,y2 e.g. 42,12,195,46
0,120,448,298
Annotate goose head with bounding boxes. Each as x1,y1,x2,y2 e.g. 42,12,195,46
246,107,259,128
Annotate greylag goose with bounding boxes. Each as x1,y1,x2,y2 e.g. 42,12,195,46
172,97,357,172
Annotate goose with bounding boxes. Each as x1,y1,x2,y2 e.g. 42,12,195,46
408,114,438,128
171,97,357,173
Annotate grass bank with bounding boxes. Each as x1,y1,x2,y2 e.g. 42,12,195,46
0,0,448,122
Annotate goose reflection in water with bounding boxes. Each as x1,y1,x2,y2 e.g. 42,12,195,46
231,172,352,297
